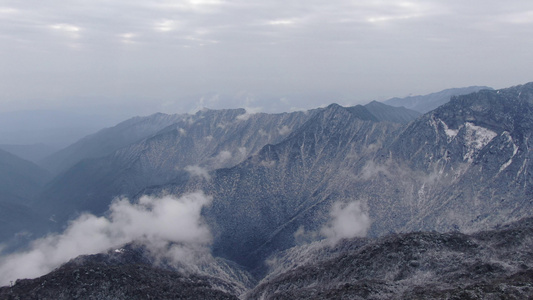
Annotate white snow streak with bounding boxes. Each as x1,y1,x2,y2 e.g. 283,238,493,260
463,122,497,162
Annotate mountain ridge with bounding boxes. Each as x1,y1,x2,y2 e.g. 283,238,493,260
384,86,492,113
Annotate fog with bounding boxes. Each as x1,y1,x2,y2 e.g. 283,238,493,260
0,192,212,286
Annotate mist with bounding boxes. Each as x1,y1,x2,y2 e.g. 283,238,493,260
320,201,371,245
0,192,212,286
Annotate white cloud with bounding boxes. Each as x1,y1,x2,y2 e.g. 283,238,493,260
185,165,211,180
0,192,212,286
268,19,298,26
49,23,81,39
50,23,80,33
320,200,370,245
154,19,178,32
212,150,232,165
236,107,262,121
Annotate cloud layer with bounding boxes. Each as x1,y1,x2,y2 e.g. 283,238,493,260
0,192,212,286
0,1,532,115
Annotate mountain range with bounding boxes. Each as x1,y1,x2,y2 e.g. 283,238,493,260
384,86,492,113
1,82,533,298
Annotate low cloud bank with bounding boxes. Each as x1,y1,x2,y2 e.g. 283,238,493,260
293,200,371,246
0,192,212,286
320,201,371,245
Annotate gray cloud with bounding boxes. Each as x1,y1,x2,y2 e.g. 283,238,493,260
0,192,212,286
0,1,532,116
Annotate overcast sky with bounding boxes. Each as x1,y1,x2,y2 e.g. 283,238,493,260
1,0,532,116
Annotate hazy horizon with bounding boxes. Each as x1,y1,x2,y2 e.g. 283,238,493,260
1,1,532,117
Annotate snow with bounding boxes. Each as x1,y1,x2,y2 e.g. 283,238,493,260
463,122,497,162
499,132,518,173
439,119,458,141
429,116,458,142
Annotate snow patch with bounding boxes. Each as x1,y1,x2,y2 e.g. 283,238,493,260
499,132,518,173
439,119,458,141
463,122,497,162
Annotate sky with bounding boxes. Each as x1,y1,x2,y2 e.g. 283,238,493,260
1,0,532,117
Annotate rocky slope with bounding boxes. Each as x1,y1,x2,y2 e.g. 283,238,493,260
144,83,533,271
246,217,533,299
33,108,318,223
154,103,403,270
2,217,533,299
0,245,243,300
40,112,187,175
2,83,533,299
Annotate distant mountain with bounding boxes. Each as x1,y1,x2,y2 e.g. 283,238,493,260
246,217,533,299
0,201,53,253
140,83,533,271
33,83,533,271
33,103,420,234
0,143,57,164
34,108,319,222
150,103,404,269
0,110,116,149
40,112,186,174
0,149,53,250
364,100,421,123
384,86,492,113
0,148,51,204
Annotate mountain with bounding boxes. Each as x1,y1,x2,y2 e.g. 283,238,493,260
149,103,404,270
379,82,533,234
246,217,533,299
0,149,53,250
0,245,244,300
0,148,51,204
0,201,53,253
364,100,422,123
140,83,533,271
0,110,116,149
0,143,57,164
2,82,533,298
40,112,187,174
34,108,320,223
384,86,492,113
3,217,533,299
